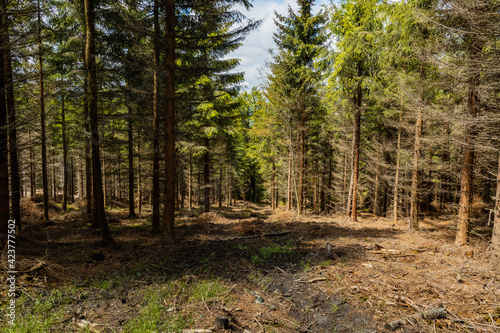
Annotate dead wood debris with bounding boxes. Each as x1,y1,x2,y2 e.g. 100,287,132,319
385,304,447,331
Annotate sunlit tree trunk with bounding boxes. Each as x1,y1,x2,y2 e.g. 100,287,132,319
456,81,479,246
351,79,361,222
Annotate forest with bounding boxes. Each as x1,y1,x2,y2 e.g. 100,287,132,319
1,0,500,332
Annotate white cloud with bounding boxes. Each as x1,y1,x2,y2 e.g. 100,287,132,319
229,0,331,89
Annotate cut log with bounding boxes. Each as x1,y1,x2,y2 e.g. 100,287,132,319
385,304,447,331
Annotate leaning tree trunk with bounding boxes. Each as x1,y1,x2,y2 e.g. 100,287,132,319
163,0,176,238
490,151,500,272
38,0,49,222
85,0,113,245
455,82,479,246
0,12,9,242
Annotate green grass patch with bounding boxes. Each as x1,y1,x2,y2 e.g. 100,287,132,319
1,285,83,332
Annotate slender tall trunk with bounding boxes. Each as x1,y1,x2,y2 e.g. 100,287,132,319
271,158,276,210
52,148,56,200
29,129,35,197
70,156,75,202
188,148,193,209
218,161,223,208
4,17,19,227
490,152,500,272
84,60,92,218
342,150,347,214
38,0,49,221
203,139,210,212
374,146,380,216
62,93,68,211
0,11,9,241
85,0,113,245
456,82,479,246
151,0,160,227
410,66,425,233
128,106,136,217
351,79,362,221
163,0,176,238
393,111,403,222
298,114,305,215
226,164,231,207
287,143,292,210
137,135,142,214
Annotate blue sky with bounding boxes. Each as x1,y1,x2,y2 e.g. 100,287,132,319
231,0,331,89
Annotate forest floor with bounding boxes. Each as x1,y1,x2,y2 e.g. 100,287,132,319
1,198,500,332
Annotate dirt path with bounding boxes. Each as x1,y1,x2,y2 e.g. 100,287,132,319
1,201,499,332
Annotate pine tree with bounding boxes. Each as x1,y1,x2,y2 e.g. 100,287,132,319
268,0,325,215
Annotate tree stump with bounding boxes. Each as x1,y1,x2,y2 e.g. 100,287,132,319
215,315,229,330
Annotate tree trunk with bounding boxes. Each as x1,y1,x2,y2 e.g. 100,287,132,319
38,0,49,222
410,66,424,233
62,93,68,211
490,152,500,272
52,148,56,201
137,135,142,214
29,129,35,197
70,156,75,203
456,83,479,246
163,0,176,238
204,139,210,212
393,111,402,222
85,0,113,245
151,0,160,231
271,158,276,210
84,56,92,218
4,22,19,227
374,145,380,216
218,161,223,208
0,11,9,242
298,114,305,215
128,106,136,217
188,148,193,210
287,143,292,211
351,80,362,221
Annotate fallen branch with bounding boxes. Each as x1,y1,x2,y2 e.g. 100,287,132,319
296,277,327,283
211,231,291,241
385,304,447,331
18,260,46,274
